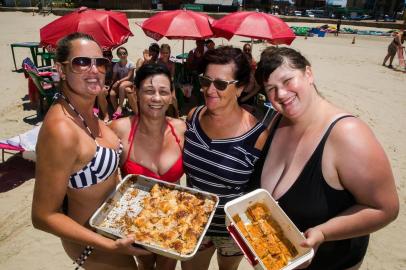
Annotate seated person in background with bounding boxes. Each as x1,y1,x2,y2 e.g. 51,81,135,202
158,44,178,117
136,49,150,70
97,50,114,123
205,39,215,50
186,40,207,106
109,46,137,119
110,63,186,270
239,43,260,115
136,43,160,68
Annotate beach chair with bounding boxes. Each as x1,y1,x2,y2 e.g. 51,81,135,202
0,125,40,163
22,58,58,117
0,143,24,163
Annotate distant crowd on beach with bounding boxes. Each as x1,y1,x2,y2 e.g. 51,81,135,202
31,32,399,270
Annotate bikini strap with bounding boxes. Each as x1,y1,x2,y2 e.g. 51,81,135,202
167,120,182,151
126,116,139,162
56,93,96,140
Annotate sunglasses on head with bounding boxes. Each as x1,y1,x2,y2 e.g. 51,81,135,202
198,75,238,91
63,56,110,74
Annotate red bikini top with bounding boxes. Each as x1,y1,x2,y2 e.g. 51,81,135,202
122,117,184,183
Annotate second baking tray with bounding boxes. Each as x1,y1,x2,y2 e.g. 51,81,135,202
89,174,219,260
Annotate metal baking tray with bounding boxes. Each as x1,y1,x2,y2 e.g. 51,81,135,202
89,174,219,260
224,189,314,270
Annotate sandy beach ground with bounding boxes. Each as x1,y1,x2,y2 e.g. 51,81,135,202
0,12,405,270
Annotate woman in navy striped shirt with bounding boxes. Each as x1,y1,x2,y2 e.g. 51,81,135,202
182,46,269,270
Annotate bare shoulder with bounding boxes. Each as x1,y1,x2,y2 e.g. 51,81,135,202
109,116,133,140
39,111,78,151
186,106,199,121
327,115,391,187
328,116,378,148
167,117,187,134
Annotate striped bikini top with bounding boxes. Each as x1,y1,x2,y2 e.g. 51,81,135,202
56,93,123,189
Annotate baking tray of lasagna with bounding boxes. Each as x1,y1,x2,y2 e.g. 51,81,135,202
89,174,219,260
224,189,314,270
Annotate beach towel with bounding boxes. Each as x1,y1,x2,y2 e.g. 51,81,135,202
0,125,41,162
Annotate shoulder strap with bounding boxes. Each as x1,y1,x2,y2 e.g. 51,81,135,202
167,120,182,151
126,116,139,162
318,115,355,148
190,105,205,125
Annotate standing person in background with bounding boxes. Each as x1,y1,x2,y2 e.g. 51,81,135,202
32,32,149,270
252,47,399,269
110,63,186,270
382,30,405,68
335,17,342,36
186,39,207,106
109,46,137,119
181,46,269,270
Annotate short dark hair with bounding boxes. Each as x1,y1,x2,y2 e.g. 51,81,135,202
55,32,97,63
255,47,311,86
116,46,128,55
201,46,251,87
205,39,214,45
134,63,173,91
149,43,160,54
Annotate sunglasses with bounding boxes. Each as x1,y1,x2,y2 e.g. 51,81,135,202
117,51,128,56
198,75,238,91
63,57,110,74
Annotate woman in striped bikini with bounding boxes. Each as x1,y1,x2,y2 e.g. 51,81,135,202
32,33,149,270
181,46,269,270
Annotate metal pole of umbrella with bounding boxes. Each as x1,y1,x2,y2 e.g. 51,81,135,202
182,40,185,64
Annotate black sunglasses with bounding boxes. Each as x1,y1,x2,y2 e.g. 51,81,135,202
117,51,128,56
63,57,110,74
198,75,238,91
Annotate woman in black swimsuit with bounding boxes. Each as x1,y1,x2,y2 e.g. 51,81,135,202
251,47,399,269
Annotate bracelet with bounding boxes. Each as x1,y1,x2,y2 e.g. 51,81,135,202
73,245,94,270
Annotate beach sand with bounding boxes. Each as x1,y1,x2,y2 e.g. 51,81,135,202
0,12,405,270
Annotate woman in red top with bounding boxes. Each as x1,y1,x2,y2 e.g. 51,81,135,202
110,63,186,269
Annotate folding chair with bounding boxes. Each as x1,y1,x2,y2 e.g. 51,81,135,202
26,70,58,117
22,58,58,117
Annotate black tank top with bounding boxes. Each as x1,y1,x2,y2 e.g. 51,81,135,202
251,115,369,269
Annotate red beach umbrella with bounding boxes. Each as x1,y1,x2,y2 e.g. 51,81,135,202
138,9,215,63
139,9,215,41
40,7,133,51
212,11,295,45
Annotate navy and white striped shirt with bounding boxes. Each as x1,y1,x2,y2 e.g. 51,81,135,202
183,106,266,236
